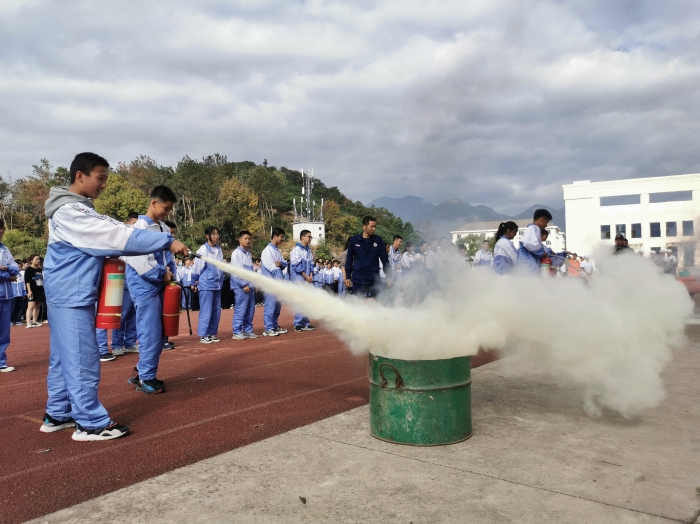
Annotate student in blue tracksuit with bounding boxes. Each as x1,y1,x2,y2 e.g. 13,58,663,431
0,220,20,373
191,226,224,344
124,186,179,395
312,259,324,289
290,229,316,332
260,228,288,337
111,213,140,357
42,153,187,441
493,221,519,275
10,260,26,326
179,258,194,310
344,216,389,300
517,209,552,274
231,230,257,340
388,235,403,287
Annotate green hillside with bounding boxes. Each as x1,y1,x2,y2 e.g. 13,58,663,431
1,155,419,258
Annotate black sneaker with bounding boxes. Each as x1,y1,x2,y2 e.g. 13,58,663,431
301,325,316,331
128,368,164,387
274,326,288,334
162,342,175,351
294,325,303,332
136,379,165,394
39,413,75,433
100,353,116,362
72,422,129,442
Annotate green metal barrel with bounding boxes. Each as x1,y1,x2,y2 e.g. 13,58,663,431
369,354,472,446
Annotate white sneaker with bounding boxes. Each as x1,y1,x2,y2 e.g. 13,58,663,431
232,333,246,340
263,329,279,337
199,336,212,344
245,332,259,339
209,336,221,343
273,326,288,334
26,323,34,329
0,365,15,372
72,422,129,442
123,345,139,353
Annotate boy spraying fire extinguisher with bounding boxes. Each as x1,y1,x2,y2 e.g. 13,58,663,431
42,153,188,441
124,186,179,395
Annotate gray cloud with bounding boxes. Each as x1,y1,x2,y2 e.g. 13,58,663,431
1,0,700,214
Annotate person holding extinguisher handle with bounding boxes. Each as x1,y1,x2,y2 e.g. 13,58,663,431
41,153,188,441
191,226,224,344
124,186,180,395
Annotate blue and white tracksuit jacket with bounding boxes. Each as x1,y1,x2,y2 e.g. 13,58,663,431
261,243,287,331
493,237,518,275
0,243,19,368
124,215,171,381
473,249,494,267
192,242,224,337
517,224,546,274
231,246,255,335
44,191,173,429
312,263,324,289
290,243,314,326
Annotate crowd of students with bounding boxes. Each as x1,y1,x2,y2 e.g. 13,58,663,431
0,152,637,443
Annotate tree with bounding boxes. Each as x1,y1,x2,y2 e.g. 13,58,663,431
215,178,265,245
94,174,148,221
3,229,46,259
456,234,489,257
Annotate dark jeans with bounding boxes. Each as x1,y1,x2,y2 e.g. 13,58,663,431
11,297,25,323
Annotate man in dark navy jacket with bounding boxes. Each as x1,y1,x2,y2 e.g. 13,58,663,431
344,216,390,300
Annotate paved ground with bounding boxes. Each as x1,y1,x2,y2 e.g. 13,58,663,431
0,305,498,524
25,330,700,524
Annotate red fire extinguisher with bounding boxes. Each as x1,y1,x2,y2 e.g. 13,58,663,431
96,258,126,329
162,283,182,337
540,256,552,277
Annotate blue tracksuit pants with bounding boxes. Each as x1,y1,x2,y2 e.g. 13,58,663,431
96,328,109,355
197,289,221,337
263,291,282,331
232,287,255,334
181,287,192,310
134,294,163,381
338,279,345,297
46,306,111,430
0,299,11,367
112,286,136,349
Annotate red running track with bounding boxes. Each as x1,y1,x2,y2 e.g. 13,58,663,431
0,306,498,524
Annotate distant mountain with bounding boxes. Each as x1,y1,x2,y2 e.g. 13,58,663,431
368,195,566,236
511,205,566,232
369,196,436,224
413,199,508,237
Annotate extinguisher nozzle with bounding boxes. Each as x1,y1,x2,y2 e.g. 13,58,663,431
188,251,202,259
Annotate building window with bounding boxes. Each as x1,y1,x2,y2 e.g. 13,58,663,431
666,222,677,237
631,223,641,238
546,241,551,246
601,225,610,239
650,191,692,203
650,223,661,237
457,234,461,239
684,246,695,267
683,220,694,236
600,195,641,206
616,224,626,237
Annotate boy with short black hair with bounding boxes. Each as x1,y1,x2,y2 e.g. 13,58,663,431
261,227,287,337
345,216,389,300
0,219,19,372
290,229,316,331
42,153,187,440
124,185,180,394
516,208,553,273
231,230,256,340
192,226,224,343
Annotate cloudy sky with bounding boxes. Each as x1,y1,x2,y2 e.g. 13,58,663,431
1,0,699,214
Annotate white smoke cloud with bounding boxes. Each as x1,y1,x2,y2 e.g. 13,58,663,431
204,251,692,419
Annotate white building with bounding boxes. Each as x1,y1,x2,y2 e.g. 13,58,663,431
451,219,566,253
292,221,325,247
563,174,700,267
